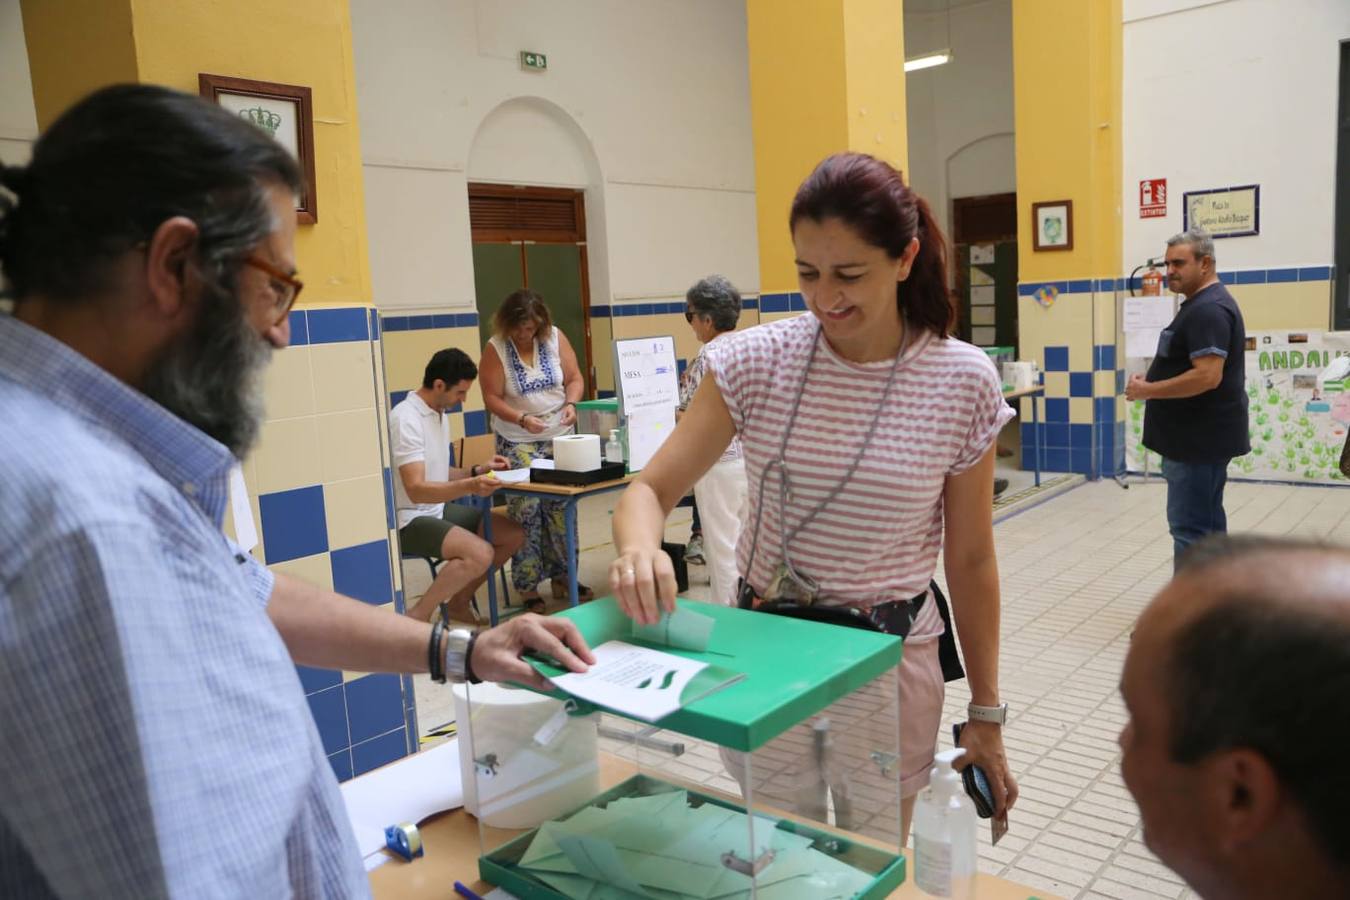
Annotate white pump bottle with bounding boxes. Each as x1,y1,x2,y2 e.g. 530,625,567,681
604,428,624,464
912,747,978,898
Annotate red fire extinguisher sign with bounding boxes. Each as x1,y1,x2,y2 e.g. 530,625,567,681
1140,179,1167,218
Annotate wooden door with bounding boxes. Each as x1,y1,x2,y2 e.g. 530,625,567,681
952,192,1019,352
468,183,593,395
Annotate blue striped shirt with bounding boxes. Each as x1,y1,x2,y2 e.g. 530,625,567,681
0,314,366,898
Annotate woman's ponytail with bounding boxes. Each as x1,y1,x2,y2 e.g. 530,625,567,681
898,192,956,338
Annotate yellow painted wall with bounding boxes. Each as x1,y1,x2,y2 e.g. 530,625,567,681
592,317,615,394
1016,295,1095,373
20,0,138,129
217,305,400,613
747,0,848,296
21,0,373,309
129,0,371,308
842,0,908,173
1095,0,1123,280
381,326,486,399
1013,0,1121,282
747,0,908,296
1229,282,1331,332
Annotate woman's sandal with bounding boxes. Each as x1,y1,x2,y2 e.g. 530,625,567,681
519,592,548,615
438,598,482,625
552,578,595,603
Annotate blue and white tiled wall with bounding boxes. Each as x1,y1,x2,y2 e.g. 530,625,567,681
1016,277,1152,479
225,305,414,782
1016,266,1335,479
756,292,806,319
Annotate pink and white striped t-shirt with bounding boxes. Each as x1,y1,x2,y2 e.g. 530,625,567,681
705,314,1013,620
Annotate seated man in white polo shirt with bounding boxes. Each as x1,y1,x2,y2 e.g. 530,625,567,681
391,348,524,622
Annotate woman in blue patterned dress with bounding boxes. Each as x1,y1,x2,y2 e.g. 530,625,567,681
479,289,591,611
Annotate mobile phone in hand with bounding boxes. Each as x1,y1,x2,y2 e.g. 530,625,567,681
952,722,1009,845
951,722,995,816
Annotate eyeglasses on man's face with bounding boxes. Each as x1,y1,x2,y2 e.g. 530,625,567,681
243,255,303,327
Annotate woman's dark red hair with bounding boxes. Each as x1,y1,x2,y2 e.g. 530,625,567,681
789,152,955,338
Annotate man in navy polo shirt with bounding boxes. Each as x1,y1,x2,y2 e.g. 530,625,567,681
1126,226,1249,568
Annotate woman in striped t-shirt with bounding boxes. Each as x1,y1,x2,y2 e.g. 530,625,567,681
610,152,1018,839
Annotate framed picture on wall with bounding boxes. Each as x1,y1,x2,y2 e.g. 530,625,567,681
198,74,317,224
1031,199,1073,251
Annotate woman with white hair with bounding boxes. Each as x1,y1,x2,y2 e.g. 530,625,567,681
680,275,747,605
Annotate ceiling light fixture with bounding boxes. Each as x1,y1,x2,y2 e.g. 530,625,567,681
904,51,952,72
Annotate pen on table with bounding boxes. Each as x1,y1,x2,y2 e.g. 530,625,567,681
453,881,485,900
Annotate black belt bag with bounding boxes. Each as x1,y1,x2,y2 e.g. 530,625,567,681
737,577,966,683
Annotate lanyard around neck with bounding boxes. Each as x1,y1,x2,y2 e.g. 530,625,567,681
743,320,911,596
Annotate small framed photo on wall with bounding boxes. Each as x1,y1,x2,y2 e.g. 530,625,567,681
198,74,317,224
1032,199,1073,251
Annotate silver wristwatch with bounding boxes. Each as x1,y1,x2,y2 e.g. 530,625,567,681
442,628,473,684
967,701,1009,725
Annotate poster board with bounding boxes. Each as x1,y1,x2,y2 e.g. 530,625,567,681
614,336,680,473
1127,330,1350,483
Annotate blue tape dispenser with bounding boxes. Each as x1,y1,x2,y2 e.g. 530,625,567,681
384,822,424,861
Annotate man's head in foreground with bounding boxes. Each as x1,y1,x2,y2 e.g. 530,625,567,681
1,83,304,457
1119,533,1350,899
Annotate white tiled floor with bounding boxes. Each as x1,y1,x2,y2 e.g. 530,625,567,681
410,476,1350,899
936,476,1350,899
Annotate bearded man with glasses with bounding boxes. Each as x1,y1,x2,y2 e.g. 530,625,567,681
0,84,591,899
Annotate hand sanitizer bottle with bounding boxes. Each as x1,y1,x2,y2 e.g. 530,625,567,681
913,747,977,898
604,428,623,464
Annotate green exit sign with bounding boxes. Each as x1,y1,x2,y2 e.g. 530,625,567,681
520,51,547,71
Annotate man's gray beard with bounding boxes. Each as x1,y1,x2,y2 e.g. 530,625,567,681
142,286,272,459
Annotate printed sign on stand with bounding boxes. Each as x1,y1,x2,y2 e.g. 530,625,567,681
614,336,680,473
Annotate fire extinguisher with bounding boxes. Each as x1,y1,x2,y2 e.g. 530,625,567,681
1141,266,1163,297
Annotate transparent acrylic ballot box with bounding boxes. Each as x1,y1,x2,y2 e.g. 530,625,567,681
460,598,906,899
574,397,620,438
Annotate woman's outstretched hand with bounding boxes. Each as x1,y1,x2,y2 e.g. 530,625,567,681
608,546,679,625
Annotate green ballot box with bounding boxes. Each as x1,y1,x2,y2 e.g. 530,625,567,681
461,598,908,899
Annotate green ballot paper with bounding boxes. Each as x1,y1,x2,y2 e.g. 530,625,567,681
508,786,879,899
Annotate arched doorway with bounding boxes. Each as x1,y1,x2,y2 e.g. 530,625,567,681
466,97,607,395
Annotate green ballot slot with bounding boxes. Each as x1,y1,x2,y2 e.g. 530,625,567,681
462,598,907,899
